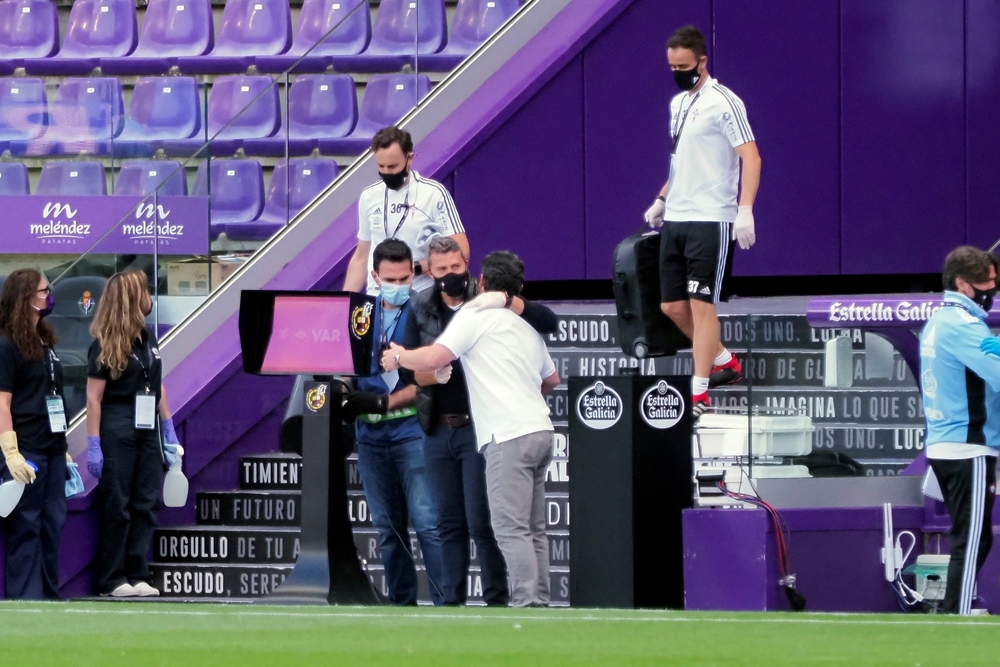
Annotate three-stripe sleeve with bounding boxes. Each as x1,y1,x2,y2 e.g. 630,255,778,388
714,84,755,147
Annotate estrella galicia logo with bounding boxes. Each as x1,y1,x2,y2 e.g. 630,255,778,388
30,202,91,246
121,203,185,246
640,380,685,430
575,381,623,430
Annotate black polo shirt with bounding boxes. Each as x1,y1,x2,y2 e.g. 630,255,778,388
0,334,68,455
87,329,162,415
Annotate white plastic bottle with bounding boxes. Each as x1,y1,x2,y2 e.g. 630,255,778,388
0,461,39,517
162,446,189,508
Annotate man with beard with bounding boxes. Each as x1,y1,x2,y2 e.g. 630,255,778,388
342,126,470,294
399,238,557,605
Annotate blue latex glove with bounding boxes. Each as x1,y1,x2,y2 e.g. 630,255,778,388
161,418,181,466
65,462,84,497
982,337,1000,358
87,436,103,478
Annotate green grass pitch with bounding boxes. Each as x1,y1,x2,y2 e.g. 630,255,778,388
1,602,998,666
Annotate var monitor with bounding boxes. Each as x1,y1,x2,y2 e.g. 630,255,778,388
239,291,382,377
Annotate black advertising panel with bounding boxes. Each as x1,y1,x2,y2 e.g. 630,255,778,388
569,375,693,609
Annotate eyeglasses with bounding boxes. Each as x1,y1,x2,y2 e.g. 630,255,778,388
37,286,51,295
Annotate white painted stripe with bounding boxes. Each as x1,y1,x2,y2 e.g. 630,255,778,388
960,456,985,614
0,606,998,627
714,222,729,305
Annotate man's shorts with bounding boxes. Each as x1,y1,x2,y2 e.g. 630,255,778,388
659,221,735,305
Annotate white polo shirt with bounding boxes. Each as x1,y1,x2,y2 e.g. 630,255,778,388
664,77,754,223
435,304,556,450
358,170,465,293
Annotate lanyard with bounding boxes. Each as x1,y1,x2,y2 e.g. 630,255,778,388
671,89,704,155
382,184,411,240
131,337,153,392
381,309,403,346
943,301,985,319
45,347,58,396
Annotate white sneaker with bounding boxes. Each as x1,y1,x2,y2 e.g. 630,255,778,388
131,582,160,597
105,583,138,598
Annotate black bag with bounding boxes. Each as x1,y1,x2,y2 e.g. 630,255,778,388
790,451,866,478
612,230,691,358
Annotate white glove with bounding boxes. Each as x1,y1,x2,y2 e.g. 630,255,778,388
461,291,506,314
644,198,665,228
434,365,453,384
733,206,755,250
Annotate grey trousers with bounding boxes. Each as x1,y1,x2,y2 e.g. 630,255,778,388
483,430,554,607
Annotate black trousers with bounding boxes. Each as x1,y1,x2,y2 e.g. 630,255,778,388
929,456,997,615
3,450,66,599
96,411,162,593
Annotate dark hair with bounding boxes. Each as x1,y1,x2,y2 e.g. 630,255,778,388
667,25,707,58
942,246,999,290
428,236,462,257
0,269,57,361
372,238,413,273
371,126,414,155
481,251,525,296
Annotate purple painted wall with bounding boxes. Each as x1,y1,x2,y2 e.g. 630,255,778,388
445,0,999,278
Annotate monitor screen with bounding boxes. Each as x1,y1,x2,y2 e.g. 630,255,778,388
259,295,355,374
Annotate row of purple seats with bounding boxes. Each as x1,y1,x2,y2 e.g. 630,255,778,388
0,74,431,157
0,0,519,76
0,158,339,241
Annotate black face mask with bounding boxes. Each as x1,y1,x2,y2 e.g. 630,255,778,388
380,162,409,191
673,65,701,92
436,271,470,299
972,286,997,313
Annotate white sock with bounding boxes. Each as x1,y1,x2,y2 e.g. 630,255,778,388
692,376,709,396
714,349,733,366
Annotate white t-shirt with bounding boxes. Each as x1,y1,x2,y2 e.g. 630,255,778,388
358,170,465,293
435,305,556,449
664,78,754,223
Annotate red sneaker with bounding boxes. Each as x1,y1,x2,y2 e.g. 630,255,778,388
692,392,710,418
709,356,744,388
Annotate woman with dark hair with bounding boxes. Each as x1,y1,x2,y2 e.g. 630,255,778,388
0,268,68,599
86,271,180,598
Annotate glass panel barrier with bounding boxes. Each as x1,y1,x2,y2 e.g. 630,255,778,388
0,0,529,423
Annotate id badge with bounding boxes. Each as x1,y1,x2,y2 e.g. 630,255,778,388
135,393,156,430
45,396,67,433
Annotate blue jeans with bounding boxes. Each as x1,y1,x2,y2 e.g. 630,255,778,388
356,436,446,605
424,423,509,605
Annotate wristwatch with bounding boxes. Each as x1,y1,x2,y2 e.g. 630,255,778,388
392,353,401,370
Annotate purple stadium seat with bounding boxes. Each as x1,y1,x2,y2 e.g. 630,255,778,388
0,78,47,149
229,158,339,240
116,77,203,157
191,159,264,240
162,75,279,157
23,0,137,75
418,0,519,71
101,0,214,75
0,0,60,70
36,161,107,196
115,160,187,196
10,77,124,156
255,0,371,73
243,74,357,157
0,162,30,195
177,0,291,74
334,0,446,73
319,74,430,155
